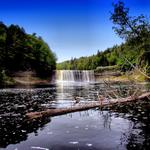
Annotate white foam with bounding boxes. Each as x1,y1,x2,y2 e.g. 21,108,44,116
69,141,79,144
86,143,93,147
31,146,49,150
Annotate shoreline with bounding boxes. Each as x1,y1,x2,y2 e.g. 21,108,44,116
1,69,149,88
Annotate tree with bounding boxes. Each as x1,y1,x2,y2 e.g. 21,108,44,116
110,1,150,75
0,22,7,69
110,1,150,43
0,22,57,78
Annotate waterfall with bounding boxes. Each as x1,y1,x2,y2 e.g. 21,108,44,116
56,70,95,82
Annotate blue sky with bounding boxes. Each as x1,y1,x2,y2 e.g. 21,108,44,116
0,0,150,62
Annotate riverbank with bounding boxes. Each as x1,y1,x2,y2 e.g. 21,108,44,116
13,76,51,86
0,71,53,87
95,68,150,84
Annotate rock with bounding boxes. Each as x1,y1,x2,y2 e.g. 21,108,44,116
14,104,26,110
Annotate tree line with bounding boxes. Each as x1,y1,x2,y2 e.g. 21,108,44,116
0,22,57,83
57,1,150,76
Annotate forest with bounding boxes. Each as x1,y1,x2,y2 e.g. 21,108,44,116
1,1,150,84
0,22,57,83
57,1,150,76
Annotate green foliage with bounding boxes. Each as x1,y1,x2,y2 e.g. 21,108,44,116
0,22,56,78
110,1,150,44
110,0,150,72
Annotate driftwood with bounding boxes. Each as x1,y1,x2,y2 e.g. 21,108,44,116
26,92,150,120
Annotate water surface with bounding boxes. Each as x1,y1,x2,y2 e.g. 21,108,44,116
0,77,150,150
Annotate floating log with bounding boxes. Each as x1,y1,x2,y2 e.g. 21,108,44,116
26,92,150,120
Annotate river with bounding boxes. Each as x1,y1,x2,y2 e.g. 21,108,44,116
0,70,150,150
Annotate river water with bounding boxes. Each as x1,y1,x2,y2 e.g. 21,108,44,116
0,70,150,150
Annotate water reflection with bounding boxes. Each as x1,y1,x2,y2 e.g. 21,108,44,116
0,103,150,149
109,99,150,150
55,81,101,108
0,115,51,148
101,111,112,129
3,109,130,150
0,82,150,149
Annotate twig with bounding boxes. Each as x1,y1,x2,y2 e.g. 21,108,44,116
121,55,150,79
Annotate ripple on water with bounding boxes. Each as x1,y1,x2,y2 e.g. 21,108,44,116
47,131,53,135
69,141,79,145
31,146,49,150
86,143,93,147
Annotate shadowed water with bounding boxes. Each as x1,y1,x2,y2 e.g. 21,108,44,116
0,79,150,149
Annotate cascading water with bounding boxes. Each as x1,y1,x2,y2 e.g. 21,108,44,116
56,70,95,82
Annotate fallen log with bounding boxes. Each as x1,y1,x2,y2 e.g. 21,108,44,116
26,92,150,120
